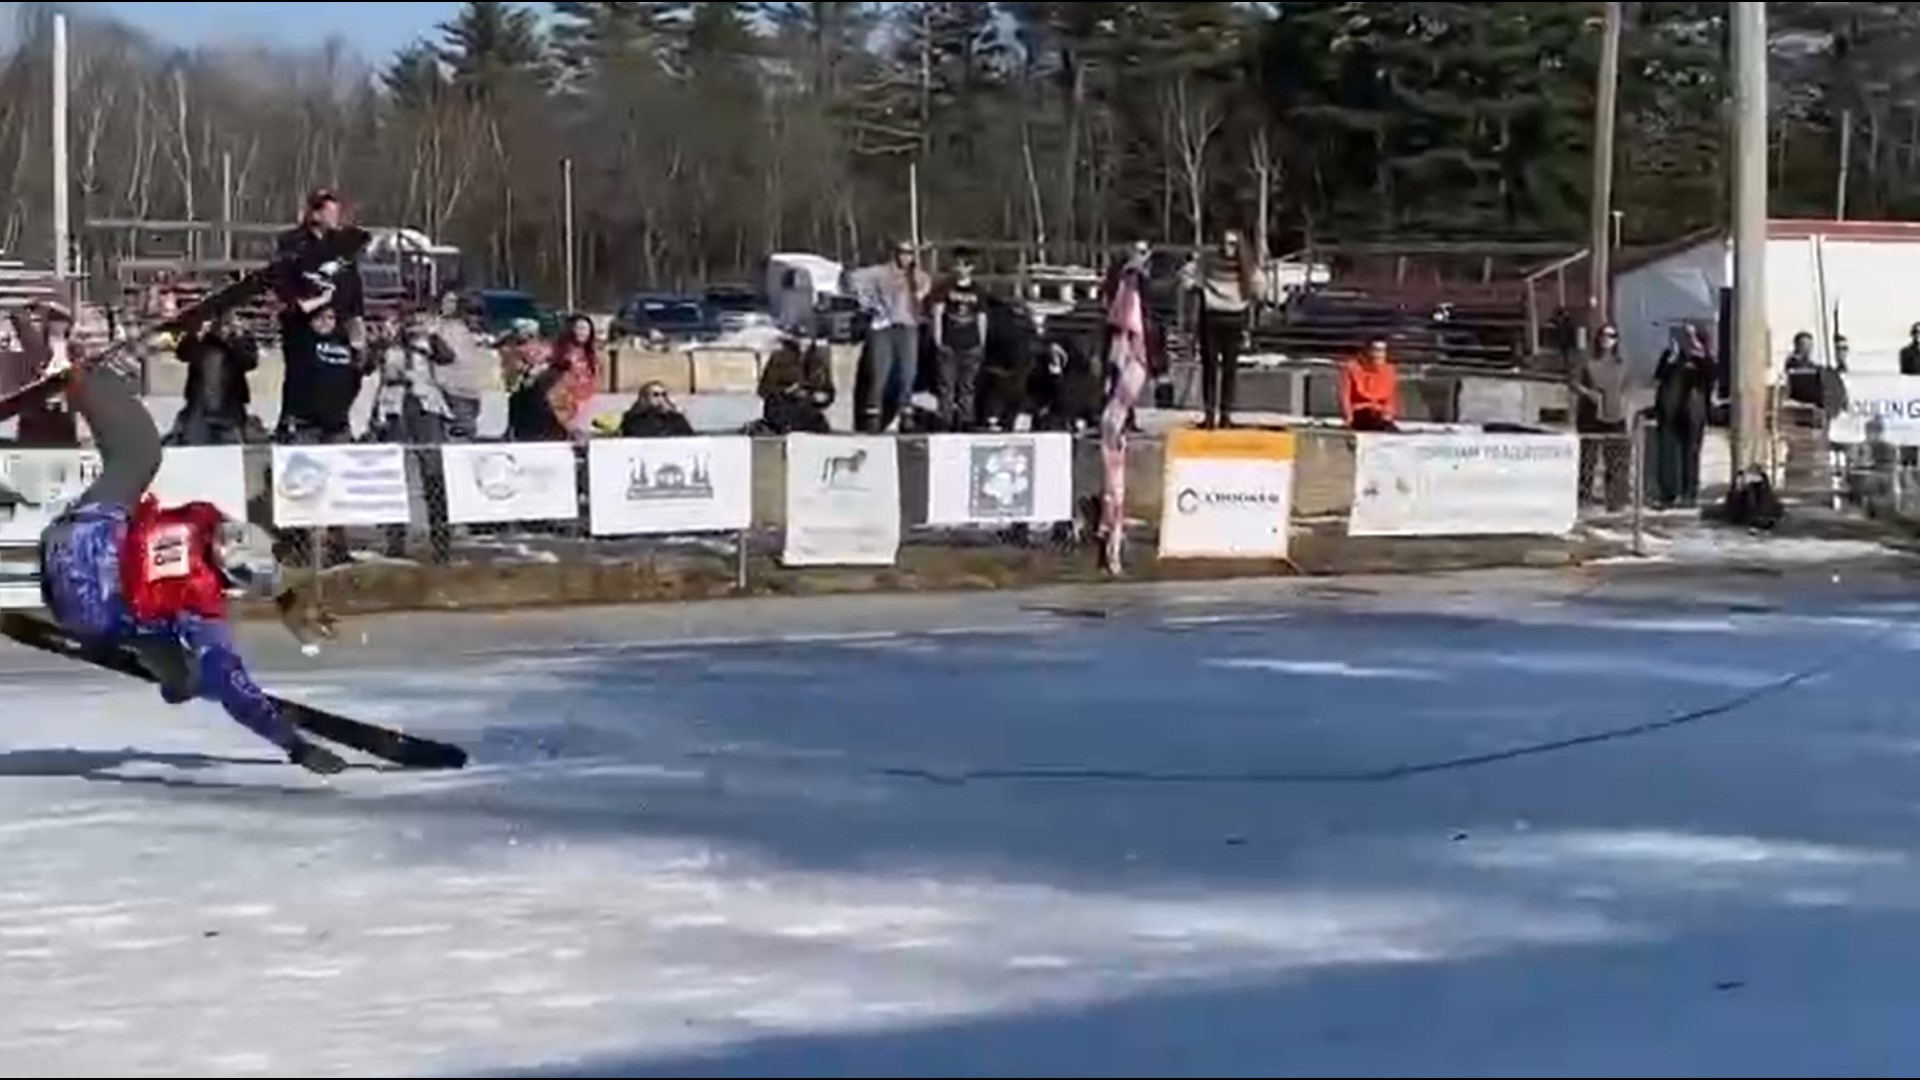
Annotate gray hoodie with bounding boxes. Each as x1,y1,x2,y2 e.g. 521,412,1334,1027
1574,347,1631,426
429,317,493,400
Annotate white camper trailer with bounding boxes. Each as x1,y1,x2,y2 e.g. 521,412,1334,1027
765,253,846,332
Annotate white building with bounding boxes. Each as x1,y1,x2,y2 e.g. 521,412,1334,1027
1611,218,1920,382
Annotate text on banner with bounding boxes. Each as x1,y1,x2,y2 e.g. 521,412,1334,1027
1828,372,1920,446
271,443,412,528
1347,431,1577,537
1157,428,1295,559
587,437,753,536
440,442,581,525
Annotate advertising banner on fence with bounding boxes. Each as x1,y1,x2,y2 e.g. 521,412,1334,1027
0,445,247,548
271,443,412,528
1157,428,1295,559
0,448,99,548
588,436,752,535
783,434,900,565
151,445,250,521
925,432,1073,525
441,442,580,525
1827,373,1920,446
1348,431,1578,537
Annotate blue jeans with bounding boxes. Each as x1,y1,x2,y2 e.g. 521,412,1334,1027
860,325,920,431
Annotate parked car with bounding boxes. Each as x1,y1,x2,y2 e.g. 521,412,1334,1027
814,294,870,344
611,293,719,344
703,285,773,335
465,288,560,339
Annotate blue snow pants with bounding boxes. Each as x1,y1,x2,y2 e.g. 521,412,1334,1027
37,502,296,751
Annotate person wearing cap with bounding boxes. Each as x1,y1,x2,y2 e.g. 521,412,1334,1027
272,188,363,337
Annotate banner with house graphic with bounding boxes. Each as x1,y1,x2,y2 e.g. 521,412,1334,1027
588,437,753,536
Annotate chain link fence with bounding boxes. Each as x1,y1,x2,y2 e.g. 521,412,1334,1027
261,434,1110,609
1574,425,1645,556
269,426,1655,602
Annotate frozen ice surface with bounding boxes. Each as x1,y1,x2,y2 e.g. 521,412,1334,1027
2,570,1920,1076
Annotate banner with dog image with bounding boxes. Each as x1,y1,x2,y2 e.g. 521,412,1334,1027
1158,428,1295,559
924,433,1074,526
588,436,753,535
783,434,900,565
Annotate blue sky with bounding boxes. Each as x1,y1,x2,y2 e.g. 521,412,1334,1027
85,1,482,61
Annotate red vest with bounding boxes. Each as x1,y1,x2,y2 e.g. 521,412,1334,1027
122,497,228,623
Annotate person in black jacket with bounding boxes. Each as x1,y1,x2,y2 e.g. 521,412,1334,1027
276,302,368,445
273,189,363,341
1651,322,1715,509
755,334,835,434
275,300,371,568
617,381,696,438
170,312,258,445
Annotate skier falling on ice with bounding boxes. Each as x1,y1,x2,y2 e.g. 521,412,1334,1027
27,302,347,775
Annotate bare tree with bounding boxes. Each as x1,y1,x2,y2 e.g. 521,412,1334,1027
1246,120,1278,263
1163,71,1224,248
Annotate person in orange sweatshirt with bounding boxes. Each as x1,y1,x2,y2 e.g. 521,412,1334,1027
1340,338,1399,431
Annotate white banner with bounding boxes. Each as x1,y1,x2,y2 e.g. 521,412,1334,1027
1828,373,1920,446
588,437,752,535
1348,432,1578,537
152,445,250,522
0,445,247,547
0,449,97,548
1157,429,1296,559
925,433,1073,525
271,443,412,527
783,434,900,565
441,442,580,525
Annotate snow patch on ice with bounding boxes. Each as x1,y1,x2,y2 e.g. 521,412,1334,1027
1469,649,1786,689
1206,658,1444,681
1458,829,1902,872
1589,523,1896,566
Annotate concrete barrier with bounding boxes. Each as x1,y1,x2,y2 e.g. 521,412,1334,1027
609,348,693,395
688,347,762,395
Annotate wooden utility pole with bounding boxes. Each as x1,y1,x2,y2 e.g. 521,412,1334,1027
52,13,69,280
1587,1,1624,340
1836,107,1853,219
1730,0,1771,474
561,157,576,312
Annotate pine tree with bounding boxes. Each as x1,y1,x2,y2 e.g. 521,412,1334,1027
551,2,672,67
437,0,549,104
382,45,450,113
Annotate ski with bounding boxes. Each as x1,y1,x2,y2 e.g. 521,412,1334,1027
0,225,372,426
0,611,468,771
